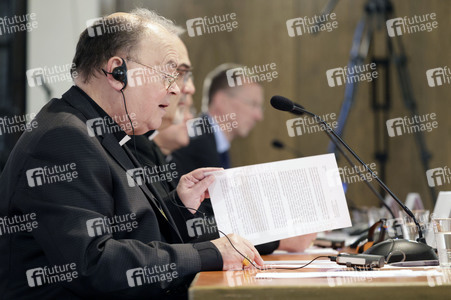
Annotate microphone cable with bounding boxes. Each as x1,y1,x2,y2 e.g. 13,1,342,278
121,89,144,167
121,89,192,243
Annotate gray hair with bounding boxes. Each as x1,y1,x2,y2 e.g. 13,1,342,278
71,8,185,83
130,8,186,36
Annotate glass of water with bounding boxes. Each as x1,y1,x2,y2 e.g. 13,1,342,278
432,218,451,268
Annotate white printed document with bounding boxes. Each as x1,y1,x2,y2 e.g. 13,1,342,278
207,154,351,245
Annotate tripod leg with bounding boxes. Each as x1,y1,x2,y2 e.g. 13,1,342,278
387,35,437,204
371,58,390,194
328,17,369,154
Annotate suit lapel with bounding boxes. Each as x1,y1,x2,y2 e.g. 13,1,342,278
101,134,135,171
123,144,183,243
100,135,169,222
62,87,182,241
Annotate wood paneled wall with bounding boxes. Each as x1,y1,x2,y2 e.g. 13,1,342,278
118,0,450,209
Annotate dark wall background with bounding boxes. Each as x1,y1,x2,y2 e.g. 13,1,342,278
0,0,27,172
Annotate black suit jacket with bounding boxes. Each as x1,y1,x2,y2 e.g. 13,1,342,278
0,86,222,299
130,134,177,198
172,114,222,175
130,135,219,245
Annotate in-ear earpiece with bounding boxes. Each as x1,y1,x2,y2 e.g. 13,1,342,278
102,57,128,90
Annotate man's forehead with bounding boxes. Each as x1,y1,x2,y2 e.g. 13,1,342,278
159,35,190,67
143,22,170,36
137,35,181,68
235,83,263,96
174,40,191,68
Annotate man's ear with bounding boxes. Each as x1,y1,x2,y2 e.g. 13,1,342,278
103,57,126,91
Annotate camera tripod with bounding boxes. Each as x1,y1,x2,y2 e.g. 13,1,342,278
323,0,436,204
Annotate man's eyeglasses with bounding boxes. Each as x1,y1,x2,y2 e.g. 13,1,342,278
176,67,193,85
128,59,179,90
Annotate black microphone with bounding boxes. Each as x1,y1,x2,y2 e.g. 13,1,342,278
272,139,284,149
271,96,305,115
271,95,437,262
272,139,303,157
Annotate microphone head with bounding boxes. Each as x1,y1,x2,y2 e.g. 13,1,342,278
272,139,284,149
270,95,294,112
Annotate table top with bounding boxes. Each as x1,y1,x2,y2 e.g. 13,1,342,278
189,252,451,300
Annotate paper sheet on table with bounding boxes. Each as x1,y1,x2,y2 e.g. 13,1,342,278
255,270,443,279
207,154,351,245
273,247,339,255
304,247,339,255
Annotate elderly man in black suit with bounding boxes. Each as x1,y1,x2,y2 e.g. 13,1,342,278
0,9,262,299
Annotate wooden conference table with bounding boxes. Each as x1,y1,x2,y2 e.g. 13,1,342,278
189,252,451,299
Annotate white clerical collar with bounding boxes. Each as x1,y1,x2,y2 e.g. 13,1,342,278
147,130,159,141
119,135,131,146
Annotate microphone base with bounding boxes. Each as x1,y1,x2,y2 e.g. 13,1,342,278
363,238,438,263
